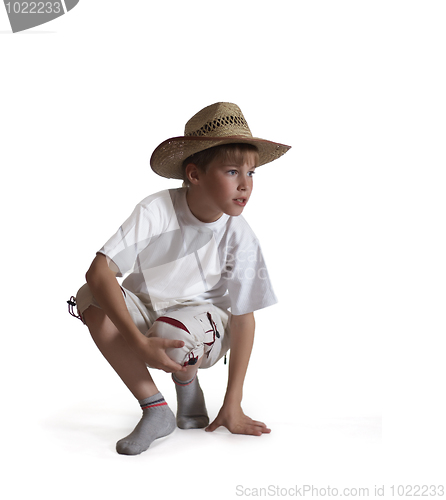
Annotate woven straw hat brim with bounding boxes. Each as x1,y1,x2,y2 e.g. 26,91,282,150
150,135,291,180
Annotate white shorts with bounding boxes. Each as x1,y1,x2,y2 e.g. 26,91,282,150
75,283,231,369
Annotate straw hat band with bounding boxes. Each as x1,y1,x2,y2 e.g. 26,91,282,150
185,114,252,138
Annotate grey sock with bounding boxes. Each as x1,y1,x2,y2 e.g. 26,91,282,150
172,373,209,429
116,392,176,455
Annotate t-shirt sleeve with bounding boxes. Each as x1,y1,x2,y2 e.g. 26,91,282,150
98,191,181,278
225,238,278,316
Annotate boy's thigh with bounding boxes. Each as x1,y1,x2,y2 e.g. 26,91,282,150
75,283,152,335
146,304,230,369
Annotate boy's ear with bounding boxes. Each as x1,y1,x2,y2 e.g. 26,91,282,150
185,163,201,185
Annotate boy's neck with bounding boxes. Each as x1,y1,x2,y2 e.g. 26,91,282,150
185,187,224,223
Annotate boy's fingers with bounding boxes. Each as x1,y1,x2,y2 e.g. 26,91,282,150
160,353,184,373
162,339,185,349
205,420,220,432
249,419,271,434
248,423,270,435
235,423,269,436
162,361,184,373
251,419,269,429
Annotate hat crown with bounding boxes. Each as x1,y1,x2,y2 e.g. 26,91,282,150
184,102,253,139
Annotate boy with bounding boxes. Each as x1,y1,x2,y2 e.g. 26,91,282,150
70,102,291,455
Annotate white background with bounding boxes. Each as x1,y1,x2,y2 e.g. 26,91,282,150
1,1,445,498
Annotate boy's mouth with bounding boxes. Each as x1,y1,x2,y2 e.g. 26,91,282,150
233,198,247,207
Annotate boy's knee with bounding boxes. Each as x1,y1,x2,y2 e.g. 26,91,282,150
75,283,100,323
82,303,104,326
146,317,202,367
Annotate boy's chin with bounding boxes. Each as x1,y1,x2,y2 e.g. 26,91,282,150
224,207,245,217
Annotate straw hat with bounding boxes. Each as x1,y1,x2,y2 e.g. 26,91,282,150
150,102,291,179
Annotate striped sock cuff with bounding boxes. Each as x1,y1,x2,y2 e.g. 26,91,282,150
139,393,168,410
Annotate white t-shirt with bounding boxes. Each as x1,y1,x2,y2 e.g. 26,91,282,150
98,188,277,316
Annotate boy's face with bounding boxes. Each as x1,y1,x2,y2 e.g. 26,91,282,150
186,150,258,223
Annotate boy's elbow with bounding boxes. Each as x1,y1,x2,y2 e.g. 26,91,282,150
85,254,111,284
85,265,96,284
85,268,93,283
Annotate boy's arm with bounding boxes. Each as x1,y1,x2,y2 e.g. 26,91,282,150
206,312,271,436
85,254,185,373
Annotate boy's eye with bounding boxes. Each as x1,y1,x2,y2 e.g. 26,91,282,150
226,169,255,176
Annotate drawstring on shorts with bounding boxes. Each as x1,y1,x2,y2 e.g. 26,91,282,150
183,352,199,367
205,311,228,365
203,311,221,358
67,296,84,323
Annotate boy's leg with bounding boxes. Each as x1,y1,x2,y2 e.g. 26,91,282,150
83,305,157,400
146,304,230,430
83,305,175,455
172,358,209,429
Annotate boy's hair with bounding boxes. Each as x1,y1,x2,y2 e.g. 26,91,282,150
181,143,259,187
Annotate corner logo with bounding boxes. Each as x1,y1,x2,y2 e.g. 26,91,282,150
3,0,79,33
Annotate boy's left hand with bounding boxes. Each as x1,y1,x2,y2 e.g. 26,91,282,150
205,403,271,436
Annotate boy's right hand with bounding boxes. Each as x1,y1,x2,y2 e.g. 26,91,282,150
136,336,186,373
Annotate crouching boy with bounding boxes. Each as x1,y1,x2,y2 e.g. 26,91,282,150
70,102,291,455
